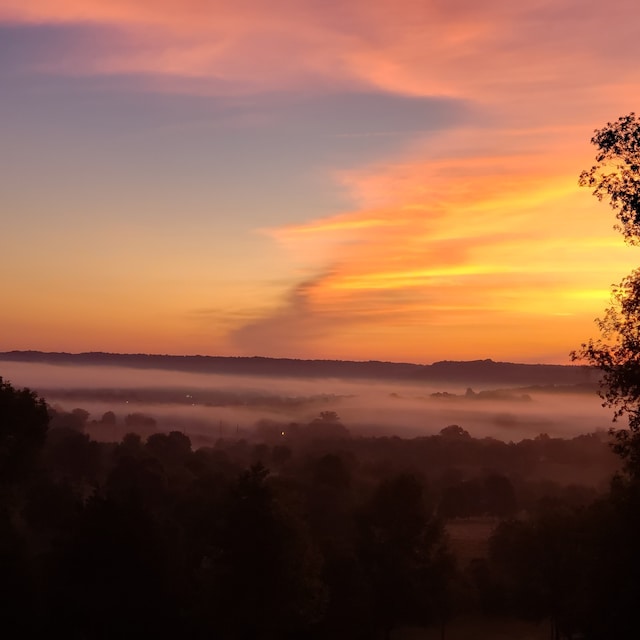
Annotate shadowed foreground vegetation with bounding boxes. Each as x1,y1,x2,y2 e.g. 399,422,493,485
3,375,640,639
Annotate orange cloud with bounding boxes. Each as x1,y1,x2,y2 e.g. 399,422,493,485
4,1,640,361
232,120,639,363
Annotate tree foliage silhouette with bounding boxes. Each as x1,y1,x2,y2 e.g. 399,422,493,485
573,270,640,471
565,116,640,636
573,113,640,472
0,376,49,483
579,112,640,244
358,474,452,639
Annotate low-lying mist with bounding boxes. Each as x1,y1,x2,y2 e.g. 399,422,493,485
0,360,612,443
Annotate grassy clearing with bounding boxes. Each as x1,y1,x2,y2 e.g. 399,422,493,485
398,617,550,639
445,517,498,564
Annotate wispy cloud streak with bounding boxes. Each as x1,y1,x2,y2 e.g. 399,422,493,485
2,1,640,361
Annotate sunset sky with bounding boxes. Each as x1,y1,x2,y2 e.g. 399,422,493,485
2,0,640,364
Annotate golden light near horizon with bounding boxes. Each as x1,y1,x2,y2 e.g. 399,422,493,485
1,0,640,363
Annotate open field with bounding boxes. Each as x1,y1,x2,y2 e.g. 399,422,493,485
446,517,498,564
401,617,550,639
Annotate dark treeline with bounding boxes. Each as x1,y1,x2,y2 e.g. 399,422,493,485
3,375,638,639
0,350,593,385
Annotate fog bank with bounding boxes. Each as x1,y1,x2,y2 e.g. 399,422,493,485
1,360,611,442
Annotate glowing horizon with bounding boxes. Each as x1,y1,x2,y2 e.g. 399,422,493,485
1,0,640,365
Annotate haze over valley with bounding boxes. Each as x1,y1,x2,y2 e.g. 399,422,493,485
0,352,608,444
5,1,640,637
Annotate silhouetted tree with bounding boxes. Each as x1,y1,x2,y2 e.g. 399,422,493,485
272,443,292,468
439,424,471,439
574,114,640,474
107,454,168,510
577,478,640,639
573,270,640,472
204,464,325,639
101,410,116,425
117,432,144,457
0,377,49,484
309,411,350,439
44,427,103,486
483,474,517,517
47,493,181,638
146,430,192,470
0,506,36,635
49,407,89,432
439,480,482,518
358,474,452,639
579,112,640,243
489,507,589,639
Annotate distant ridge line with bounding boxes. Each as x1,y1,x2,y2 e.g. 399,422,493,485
0,350,595,385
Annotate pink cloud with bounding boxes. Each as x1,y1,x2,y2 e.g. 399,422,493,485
3,0,639,111
5,1,640,361
233,119,639,362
